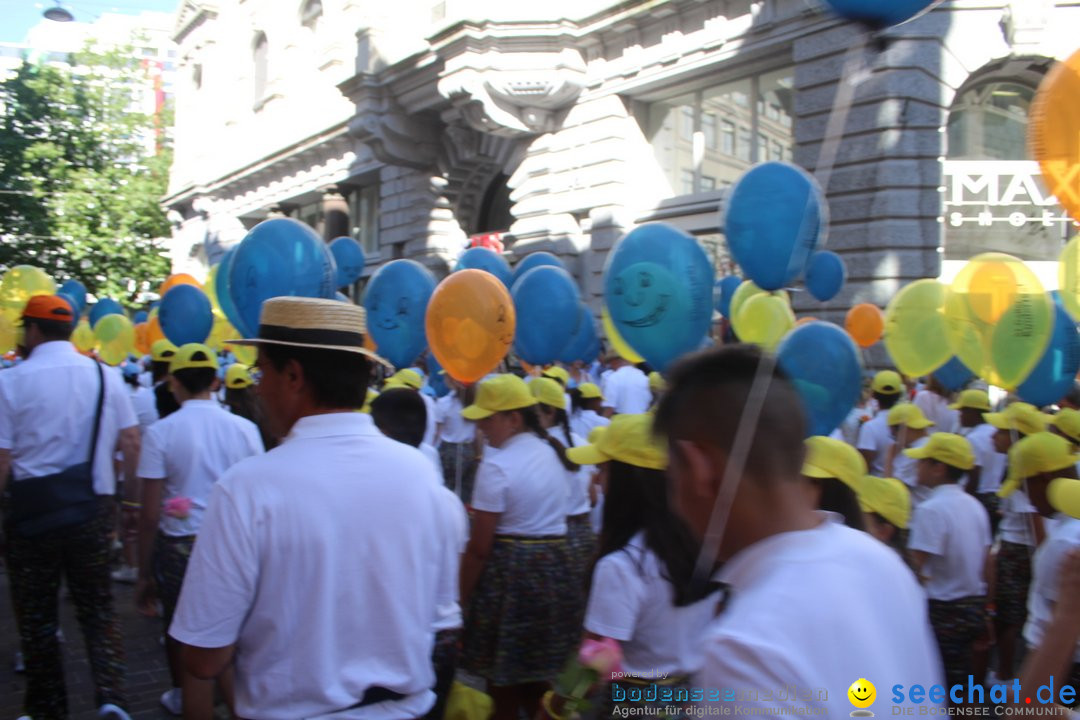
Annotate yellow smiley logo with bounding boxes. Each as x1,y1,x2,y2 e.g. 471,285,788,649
848,678,876,710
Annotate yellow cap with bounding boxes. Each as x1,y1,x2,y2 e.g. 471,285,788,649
1048,477,1080,519
359,388,378,414
530,377,566,410
984,402,1048,436
999,432,1080,497
801,436,867,492
169,343,219,374
949,389,991,412
384,369,422,390
586,425,607,444
1051,409,1080,443
887,403,934,429
858,476,911,530
903,433,975,470
224,364,254,389
649,371,666,393
542,366,569,386
565,413,666,470
151,339,178,362
462,374,538,420
872,370,903,395
577,382,603,400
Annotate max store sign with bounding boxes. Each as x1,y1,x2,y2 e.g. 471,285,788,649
943,160,1078,228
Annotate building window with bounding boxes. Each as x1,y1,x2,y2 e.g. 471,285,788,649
252,32,268,107
300,0,323,31
947,81,1034,161
644,68,794,198
349,185,380,256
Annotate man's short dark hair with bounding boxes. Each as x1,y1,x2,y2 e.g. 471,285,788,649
172,367,217,396
654,345,807,482
370,388,427,448
261,343,371,410
23,317,72,342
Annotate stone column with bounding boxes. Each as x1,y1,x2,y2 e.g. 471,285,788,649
322,187,349,241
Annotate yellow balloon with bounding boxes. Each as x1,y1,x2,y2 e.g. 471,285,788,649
601,307,644,364
207,312,232,351
0,265,56,321
945,253,1053,389
1030,48,1080,224
884,279,952,378
732,293,795,351
226,342,256,366
729,280,790,328
72,319,97,353
1059,237,1080,322
0,313,15,354
205,265,220,311
94,314,135,366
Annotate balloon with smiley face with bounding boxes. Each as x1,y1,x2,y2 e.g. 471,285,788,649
362,259,437,370
426,269,516,384
512,265,582,366
330,236,366,289
603,223,715,372
512,251,566,286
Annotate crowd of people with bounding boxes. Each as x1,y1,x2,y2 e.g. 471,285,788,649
4,292,1080,720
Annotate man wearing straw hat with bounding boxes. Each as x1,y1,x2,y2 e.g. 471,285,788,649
169,297,454,719
655,346,941,715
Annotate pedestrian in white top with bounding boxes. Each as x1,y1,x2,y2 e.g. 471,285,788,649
122,361,158,433
168,297,453,720
600,355,651,416
914,376,959,434
905,433,992,697
655,347,942,716
0,295,140,720
801,435,868,530
857,370,906,476
435,379,479,502
459,374,581,720
569,382,610,439
952,390,1004,532
134,342,263,716
885,403,935,507
383,368,438,447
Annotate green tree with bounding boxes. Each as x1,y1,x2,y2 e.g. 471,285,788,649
0,44,172,306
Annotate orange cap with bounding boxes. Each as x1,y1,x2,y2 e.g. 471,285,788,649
23,295,75,323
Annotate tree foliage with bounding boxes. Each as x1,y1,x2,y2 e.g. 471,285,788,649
0,44,172,305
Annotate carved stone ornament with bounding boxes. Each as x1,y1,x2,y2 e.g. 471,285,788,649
345,81,442,168
437,48,587,137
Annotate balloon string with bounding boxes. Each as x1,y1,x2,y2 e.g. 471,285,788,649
692,350,778,585
813,30,871,224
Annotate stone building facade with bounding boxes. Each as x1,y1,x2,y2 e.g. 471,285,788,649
163,0,1079,329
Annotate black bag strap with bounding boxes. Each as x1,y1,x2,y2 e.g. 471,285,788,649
87,361,105,467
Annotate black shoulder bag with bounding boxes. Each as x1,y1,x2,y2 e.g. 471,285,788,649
10,361,106,537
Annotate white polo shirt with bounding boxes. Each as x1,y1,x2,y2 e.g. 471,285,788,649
601,365,651,415
421,392,437,448
471,432,568,536
856,411,893,476
127,383,159,434
893,436,931,506
908,483,991,600
914,390,959,434
435,394,475,444
570,408,610,440
998,489,1040,547
585,532,717,677
549,425,591,516
433,485,469,632
961,423,1005,494
169,412,452,720
137,399,264,537
697,516,942,714
0,341,137,495
1024,515,1080,662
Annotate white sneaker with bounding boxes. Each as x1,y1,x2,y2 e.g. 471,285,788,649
98,704,132,720
110,565,137,583
160,688,183,715
14,650,25,672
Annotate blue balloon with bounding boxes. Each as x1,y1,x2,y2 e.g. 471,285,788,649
715,276,743,317
362,259,437,369
335,292,351,303
512,252,566,285
804,251,847,302
215,248,248,337
426,352,451,398
820,0,939,29
455,247,513,288
1017,305,1080,408
603,223,715,372
777,321,863,438
724,162,826,292
59,279,87,312
513,266,582,366
931,356,975,393
56,293,79,321
229,218,338,338
89,298,124,328
159,284,214,346
558,304,599,364
330,236,366,288
133,310,148,324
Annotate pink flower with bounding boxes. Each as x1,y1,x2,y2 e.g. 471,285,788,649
579,637,623,681
163,496,193,519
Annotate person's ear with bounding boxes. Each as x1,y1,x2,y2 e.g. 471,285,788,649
283,357,306,393
671,438,718,502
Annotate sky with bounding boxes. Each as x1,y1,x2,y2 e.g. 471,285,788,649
0,0,181,43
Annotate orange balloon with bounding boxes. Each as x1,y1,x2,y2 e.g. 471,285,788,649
1030,48,1080,224
845,303,885,348
425,269,515,384
146,314,166,346
363,330,378,354
160,273,202,296
133,322,151,355
795,316,819,327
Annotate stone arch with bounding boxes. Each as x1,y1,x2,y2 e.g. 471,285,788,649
439,125,524,237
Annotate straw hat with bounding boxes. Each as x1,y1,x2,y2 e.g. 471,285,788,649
230,297,388,365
